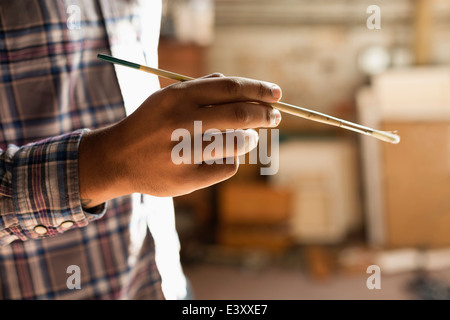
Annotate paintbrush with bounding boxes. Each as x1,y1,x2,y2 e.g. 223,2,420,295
97,53,400,144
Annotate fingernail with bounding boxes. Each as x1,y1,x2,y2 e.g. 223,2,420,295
270,109,282,127
271,84,282,100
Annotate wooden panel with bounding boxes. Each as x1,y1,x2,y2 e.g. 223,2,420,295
218,182,292,225
216,181,293,252
217,225,292,253
381,122,450,248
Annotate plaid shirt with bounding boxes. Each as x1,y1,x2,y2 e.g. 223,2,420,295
0,0,188,299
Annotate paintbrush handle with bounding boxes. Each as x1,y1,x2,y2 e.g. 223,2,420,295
273,101,400,144
140,65,195,82
97,54,400,144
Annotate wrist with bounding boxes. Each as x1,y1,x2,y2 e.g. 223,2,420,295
78,125,130,208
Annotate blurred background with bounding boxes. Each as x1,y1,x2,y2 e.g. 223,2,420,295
158,0,450,300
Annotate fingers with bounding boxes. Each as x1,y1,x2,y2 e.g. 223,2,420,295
199,72,226,79
130,74,284,196
173,76,282,107
171,129,259,164
170,127,250,193
195,102,282,131
162,75,283,133
201,129,259,164
188,157,240,190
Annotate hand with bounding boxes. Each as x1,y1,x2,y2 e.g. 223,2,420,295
78,75,282,208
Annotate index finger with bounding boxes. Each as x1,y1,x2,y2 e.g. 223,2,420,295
174,76,283,106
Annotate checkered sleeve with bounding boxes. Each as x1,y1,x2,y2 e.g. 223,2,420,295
0,129,107,246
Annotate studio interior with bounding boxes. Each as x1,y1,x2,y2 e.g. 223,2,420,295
158,0,450,300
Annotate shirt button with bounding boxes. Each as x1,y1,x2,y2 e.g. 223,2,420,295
34,225,48,236
60,221,74,230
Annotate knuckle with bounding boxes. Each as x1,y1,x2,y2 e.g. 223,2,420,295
165,81,187,95
201,72,225,79
233,104,251,125
158,83,192,127
211,72,225,78
266,107,273,124
225,77,243,96
161,83,184,104
257,82,268,99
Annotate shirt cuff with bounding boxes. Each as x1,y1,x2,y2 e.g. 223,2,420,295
10,129,107,241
